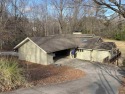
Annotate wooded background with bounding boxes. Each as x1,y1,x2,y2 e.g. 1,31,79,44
0,0,125,50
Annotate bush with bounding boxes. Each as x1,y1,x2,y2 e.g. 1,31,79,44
114,30,125,41
0,58,25,92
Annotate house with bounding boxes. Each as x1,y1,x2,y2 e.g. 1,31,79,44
14,34,121,65
76,41,121,62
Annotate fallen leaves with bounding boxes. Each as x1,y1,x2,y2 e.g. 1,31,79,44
19,61,85,86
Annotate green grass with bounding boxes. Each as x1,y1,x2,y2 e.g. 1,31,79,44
0,58,26,92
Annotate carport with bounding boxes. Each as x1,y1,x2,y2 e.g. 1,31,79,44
53,49,71,61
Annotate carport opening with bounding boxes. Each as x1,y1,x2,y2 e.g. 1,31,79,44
53,49,70,61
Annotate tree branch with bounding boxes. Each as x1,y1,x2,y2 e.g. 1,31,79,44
93,0,125,18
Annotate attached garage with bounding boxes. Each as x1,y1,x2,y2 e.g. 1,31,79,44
16,38,48,65
53,49,71,61
14,36,77,65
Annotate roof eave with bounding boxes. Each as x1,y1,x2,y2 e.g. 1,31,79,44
13,37,30,49
47,46,77,53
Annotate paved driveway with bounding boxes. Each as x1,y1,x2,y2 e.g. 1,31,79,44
3,59,124,94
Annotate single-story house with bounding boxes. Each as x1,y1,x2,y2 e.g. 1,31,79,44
14,34,121,65
76,42,121,62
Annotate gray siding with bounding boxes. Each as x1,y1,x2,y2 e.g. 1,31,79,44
18,40,48,65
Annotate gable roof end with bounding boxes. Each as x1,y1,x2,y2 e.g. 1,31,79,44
14,37,47,53
14,37,30,49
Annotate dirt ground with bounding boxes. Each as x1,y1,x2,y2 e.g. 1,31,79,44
19,61,85,86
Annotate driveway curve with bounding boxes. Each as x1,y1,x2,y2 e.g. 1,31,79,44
3,59,124,94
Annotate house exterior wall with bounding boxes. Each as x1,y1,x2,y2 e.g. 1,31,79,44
76,49,92,61
92,50,111,62
75,49,111,63
18,40,48,65
47,53,54,64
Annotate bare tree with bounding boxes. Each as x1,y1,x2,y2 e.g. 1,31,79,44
51,0,68,34
93,0,125,18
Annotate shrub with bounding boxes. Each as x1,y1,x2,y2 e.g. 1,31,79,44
0,58,25,92
114,30,125,41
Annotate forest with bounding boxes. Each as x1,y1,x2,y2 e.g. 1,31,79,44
0,0,125,50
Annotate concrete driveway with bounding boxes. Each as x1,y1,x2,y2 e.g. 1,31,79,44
3,59,124,94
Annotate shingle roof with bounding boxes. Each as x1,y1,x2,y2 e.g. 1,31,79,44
94,42,117,50
30,36,77,53
14,34,115,53
77,37,103,49
29,35,101,53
